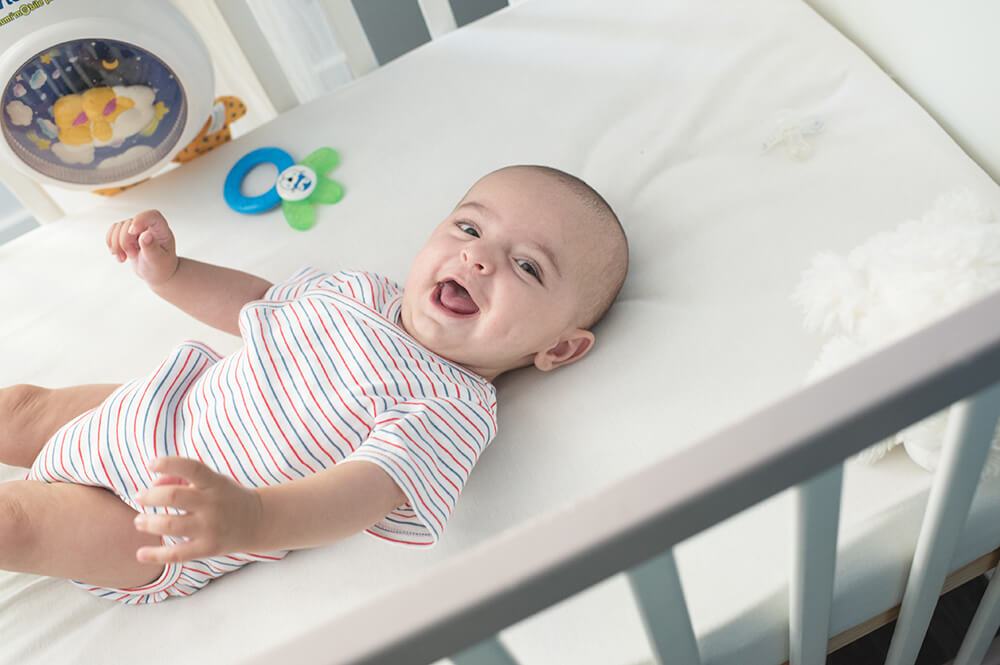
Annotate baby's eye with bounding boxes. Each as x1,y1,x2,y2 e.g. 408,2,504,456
517,259,541,281
456,221,479,237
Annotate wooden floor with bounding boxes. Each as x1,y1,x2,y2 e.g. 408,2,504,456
828,575,995,665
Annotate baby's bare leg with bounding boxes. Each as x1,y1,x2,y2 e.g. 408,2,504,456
0,384,120,468
0,480,164,589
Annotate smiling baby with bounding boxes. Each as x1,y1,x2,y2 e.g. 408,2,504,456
0,165,628,603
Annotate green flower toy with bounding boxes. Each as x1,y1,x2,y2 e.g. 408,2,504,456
223,146,344,230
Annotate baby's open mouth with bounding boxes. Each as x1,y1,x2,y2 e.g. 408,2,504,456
435,280,479,315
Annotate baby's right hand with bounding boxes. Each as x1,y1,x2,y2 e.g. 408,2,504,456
106,210,179,286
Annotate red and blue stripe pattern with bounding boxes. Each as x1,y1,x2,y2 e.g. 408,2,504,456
29,268,498,603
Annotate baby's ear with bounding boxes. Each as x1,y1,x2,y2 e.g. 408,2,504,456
534,329,595,371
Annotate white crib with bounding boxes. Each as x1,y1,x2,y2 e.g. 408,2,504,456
272,296,1000,665
283,289,1000,665
2,2,999,664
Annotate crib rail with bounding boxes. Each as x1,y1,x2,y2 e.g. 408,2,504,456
245,288,1000,665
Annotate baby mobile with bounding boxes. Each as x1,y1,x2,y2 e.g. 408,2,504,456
2,37,250,195
2,38,186,184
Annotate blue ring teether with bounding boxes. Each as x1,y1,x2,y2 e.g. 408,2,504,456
224,147,296,214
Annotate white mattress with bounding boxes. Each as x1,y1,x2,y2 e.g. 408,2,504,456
2,0,999,663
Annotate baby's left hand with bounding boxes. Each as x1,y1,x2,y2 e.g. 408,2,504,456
133,457,264,564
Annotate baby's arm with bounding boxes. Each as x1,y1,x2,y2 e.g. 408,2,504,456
133,457,406,562
107,210,272,336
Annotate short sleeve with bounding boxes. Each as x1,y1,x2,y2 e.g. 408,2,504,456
344,397,497,546
259,267,330,303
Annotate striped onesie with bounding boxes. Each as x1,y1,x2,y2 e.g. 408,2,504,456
29,268,498,604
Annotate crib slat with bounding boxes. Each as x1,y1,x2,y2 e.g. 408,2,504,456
790,464,844,665
883,381,1000,665
317,0,380,77
953,565,1000,665
627,549,702,665
450,636,520,665
417,0,459,39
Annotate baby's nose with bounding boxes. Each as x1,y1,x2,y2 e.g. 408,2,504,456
461,248,493,274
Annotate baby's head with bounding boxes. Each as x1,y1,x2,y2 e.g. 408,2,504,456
400,165,628,381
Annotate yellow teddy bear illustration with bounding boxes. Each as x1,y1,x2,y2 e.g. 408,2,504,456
52,87,134,145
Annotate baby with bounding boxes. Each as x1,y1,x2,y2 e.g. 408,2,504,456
0,165,628,604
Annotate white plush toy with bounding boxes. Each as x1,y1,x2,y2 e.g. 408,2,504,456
793,190,1000,476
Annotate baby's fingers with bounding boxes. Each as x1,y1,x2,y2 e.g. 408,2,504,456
150,474,190,488
135,539,204,565
117,219,142,260
134,512,197,539
106,219,131,262
134,511,222,564
128,210,172,247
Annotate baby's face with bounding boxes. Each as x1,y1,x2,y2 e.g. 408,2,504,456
399,169,597,381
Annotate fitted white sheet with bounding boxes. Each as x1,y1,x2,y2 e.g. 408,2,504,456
2,0,999,664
